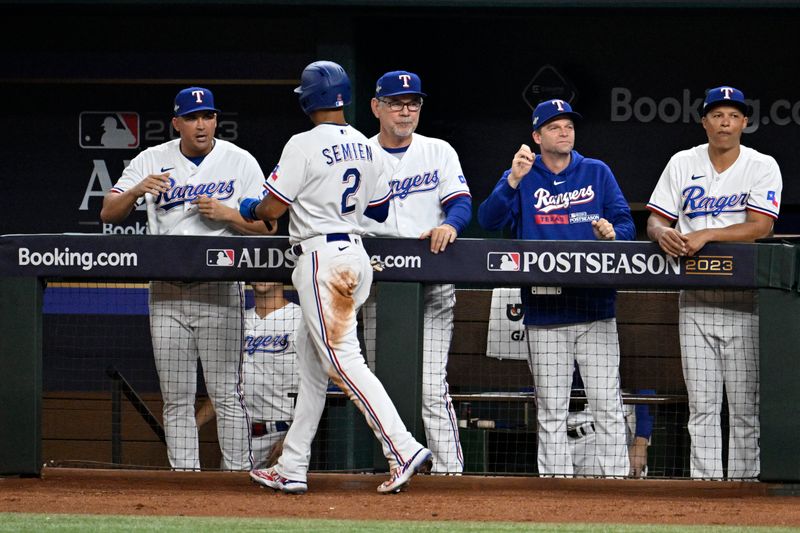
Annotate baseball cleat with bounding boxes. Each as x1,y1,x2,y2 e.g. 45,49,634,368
250,467,308,494
377,447,433,494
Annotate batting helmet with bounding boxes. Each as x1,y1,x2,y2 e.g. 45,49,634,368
294,61,352,115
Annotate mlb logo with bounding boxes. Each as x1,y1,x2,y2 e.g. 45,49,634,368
487,252,520,272
207,249,235,267
79,112,140,149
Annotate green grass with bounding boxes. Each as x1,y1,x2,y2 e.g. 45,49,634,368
0,514,798,533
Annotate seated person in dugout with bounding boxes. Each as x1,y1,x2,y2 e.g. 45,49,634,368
198,282,303,469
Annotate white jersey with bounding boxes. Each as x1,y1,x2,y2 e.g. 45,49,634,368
362,133,471,238
265,123,392,244
111,138,266,236
242,303,302,422
647,144,782,233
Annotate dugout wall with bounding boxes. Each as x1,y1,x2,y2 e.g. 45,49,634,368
1,234,798,482
4,2,800,238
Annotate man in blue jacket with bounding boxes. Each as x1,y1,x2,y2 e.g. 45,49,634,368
478,99,634,477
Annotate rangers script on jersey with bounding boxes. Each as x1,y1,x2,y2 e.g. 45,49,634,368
647,143,782,232
361,133,471,238
111,138,266,235
242,303,302,422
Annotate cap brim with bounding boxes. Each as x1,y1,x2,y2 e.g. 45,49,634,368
701,101,748,116
377,90,427,98
534,111,582,130
175,106,221,117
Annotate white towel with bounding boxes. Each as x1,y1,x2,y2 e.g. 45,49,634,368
486,288,528,360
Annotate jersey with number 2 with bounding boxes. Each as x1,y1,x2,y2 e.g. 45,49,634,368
264,123,391,244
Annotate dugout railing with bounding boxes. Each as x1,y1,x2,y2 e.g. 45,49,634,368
0,234,798,482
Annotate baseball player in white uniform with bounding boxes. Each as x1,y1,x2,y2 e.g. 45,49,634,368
101,86,273,471
360,70,471,474
242,282,302,469
647,86,782,479
243,61,432,494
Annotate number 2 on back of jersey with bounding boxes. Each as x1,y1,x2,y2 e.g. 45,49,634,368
340,168,361,215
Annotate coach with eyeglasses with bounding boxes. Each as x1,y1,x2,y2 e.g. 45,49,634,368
361,70,472,474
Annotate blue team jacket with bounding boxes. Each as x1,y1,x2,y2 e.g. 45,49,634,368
478,150,635,325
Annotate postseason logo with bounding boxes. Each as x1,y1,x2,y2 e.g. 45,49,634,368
79,112,140,149
487,252,520,271
207,249,235,267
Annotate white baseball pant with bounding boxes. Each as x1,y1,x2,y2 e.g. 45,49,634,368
149,281,251,471
273,235,425,482
679,289,760,479
527,318,629,477
362,283,463,473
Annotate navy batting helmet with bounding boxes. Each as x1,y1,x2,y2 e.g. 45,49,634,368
294,61,352,115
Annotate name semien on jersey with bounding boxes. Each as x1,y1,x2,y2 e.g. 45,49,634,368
322,142,373,166
156,177,236,211
244,333,290,355
681,185,748,218
392,170,440,199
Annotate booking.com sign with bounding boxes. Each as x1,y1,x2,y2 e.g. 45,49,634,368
610,87,800,133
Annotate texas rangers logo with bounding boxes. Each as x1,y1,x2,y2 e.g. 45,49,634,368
244,333,290,354
79,112,139,149
487,252,520,271
719,87,735,100
681,185,748,218
767,190,779,208
269,165,280,181
207,249,234,266
191,89,207,103
391,170,440,199
156,178,236,210
533,186,595,213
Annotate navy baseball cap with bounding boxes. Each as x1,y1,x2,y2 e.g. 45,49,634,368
532,99,582,130
702,86,748,116
174,87,221,117
375,70,427,98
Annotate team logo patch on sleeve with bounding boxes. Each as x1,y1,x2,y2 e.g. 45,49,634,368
487,252,520,271
207,249,235,266
767,190,779,207
270,165,280,181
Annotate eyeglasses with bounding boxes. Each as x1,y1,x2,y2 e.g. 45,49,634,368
378,98,423,112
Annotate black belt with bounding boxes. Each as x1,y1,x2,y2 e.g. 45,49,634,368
251,420,291,437
567,422,595,439
291,233,351,256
